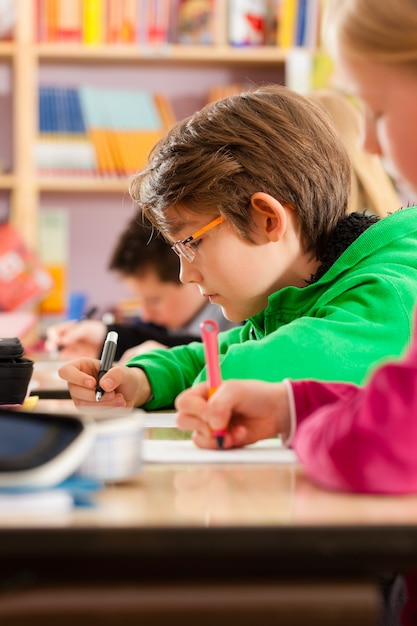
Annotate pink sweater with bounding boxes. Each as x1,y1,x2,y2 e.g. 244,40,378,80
291,314,417,495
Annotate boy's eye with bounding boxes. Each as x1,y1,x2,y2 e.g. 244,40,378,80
189,239,202,250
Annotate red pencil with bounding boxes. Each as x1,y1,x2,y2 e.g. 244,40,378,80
200,319,226,449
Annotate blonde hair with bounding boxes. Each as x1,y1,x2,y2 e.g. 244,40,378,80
324,0,417,67
308,90,401,217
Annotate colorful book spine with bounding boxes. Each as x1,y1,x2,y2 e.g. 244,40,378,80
121,0,138,42
107,0,124,42
34,0,323,50
303,0,321,49
36,0,82,42
295,0,307,46
45,0,59,42
108,0,137,43
83,0,104,44
55,0,82,42
277,0,298,48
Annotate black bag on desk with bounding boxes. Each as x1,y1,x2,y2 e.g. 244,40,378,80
0,337,34,405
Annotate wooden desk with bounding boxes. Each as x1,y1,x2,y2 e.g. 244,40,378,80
0,400,415,624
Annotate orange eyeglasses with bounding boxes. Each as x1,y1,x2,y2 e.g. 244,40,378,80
171,216,225,263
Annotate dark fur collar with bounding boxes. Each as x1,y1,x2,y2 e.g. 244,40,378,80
310,212,380,284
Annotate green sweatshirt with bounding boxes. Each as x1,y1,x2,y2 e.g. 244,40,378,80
128,206,417,410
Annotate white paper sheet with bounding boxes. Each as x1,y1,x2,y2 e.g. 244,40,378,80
143,412,177,428
143,438,298,465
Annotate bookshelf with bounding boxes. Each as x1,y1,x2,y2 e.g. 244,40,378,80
4,0,319,312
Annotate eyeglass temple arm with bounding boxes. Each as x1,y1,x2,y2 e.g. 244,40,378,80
189,215,225,241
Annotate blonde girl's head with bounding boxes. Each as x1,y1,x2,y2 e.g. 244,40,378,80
324,0,417,68
308,90,401,217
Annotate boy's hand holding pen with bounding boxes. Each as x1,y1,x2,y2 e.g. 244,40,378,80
201,319,226,449
96,331,118,402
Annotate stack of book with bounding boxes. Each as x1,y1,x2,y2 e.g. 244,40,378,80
36,85,175,177
36,85,96,176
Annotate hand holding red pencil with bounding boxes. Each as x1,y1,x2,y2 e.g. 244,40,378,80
200,319,226,449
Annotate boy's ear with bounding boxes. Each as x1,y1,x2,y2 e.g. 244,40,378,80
250,192,288,242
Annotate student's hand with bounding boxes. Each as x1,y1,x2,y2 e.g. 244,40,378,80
45,320,107,359
119,340,168,365
175,380,292,450
58,358,152,409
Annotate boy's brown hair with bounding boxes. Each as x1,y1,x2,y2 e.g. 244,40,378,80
129,84,351,257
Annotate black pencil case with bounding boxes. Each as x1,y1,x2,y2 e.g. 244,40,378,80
0,338,34,405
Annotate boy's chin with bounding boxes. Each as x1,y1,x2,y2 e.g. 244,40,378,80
221,306,244,324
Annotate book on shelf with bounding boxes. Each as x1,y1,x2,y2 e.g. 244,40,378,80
34,138,97,177
276,0,321,48
0,222,53,312
276,0,298,48
141,0,171,45
303,0,321,49
37,85,96,176
265,0,281,46
108,0,137,44
83,0,104,44
38,86,86,137
228,0,268,47
175,0,216,45
79,86,173,175
37,84,175,178
56,0,82,42
294,0,307,46
36,0,82,43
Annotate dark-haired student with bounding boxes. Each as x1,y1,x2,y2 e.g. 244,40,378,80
45,214,236,363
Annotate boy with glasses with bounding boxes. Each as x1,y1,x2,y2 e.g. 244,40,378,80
59,85,417,412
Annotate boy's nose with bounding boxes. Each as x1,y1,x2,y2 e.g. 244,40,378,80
179,259,202,285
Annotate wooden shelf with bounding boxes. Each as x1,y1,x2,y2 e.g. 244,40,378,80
35,43,287,65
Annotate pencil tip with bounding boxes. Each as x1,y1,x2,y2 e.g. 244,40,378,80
95,391,102,402
216,435,224,450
